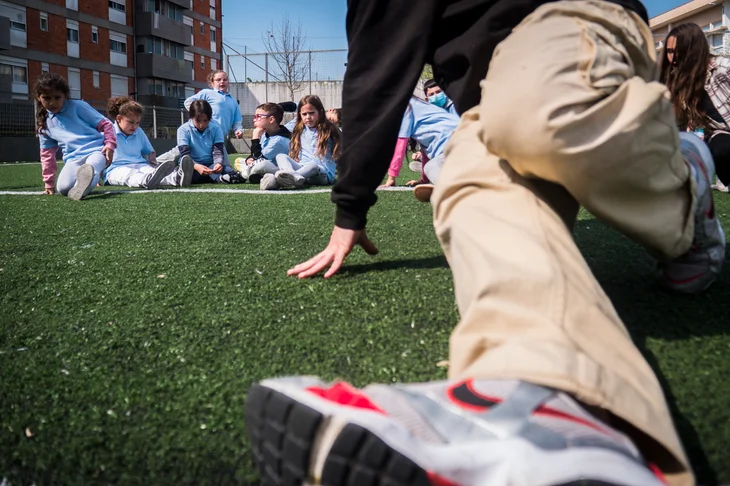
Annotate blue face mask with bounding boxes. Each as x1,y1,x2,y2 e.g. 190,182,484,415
428,91,447,108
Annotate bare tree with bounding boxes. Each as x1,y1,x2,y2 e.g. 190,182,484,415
262,16,308,101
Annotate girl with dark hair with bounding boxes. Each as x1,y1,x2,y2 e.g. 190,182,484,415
34,73,116,199
176,99,243,184
660,22,730,191
103,96,182,189
261,94,341,190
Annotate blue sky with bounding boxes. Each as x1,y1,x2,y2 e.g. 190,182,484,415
221,0,688,54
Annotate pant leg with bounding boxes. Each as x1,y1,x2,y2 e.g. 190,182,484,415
432,1,691,483
423,153,445,185
156,147,180,165
275,154,303,172
56,152,107,195
250,159,279,176
708,131,730,185
105,164,154,187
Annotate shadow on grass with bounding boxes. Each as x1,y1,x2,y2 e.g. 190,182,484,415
339,255,449,276
575,219,723,484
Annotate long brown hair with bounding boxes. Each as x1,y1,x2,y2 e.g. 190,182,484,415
659,23,713,130
33,73,70,135
289,95,341,161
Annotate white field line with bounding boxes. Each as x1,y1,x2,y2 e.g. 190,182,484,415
0,186,414,196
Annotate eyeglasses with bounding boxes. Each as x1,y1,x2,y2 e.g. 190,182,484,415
253,113,273,120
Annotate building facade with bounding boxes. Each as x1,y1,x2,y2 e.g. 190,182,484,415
651,0,730,56
0,0,222,107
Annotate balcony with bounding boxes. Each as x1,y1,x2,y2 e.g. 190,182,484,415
166,0,191,9
136,53,192,83
0,17,9,50
135,11,191,46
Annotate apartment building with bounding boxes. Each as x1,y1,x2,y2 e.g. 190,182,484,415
0,0,222,107
651,0,730,55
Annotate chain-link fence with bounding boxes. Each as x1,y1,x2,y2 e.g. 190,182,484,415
226,49,347,127
0,100,187,140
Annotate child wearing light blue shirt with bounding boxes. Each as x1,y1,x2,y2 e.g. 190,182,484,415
262,95,341,190
178,99,241,184
103,97,182,189
35,73,116,200
236,102,291,184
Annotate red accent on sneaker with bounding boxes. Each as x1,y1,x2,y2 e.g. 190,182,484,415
648,463,669,485
662,268,705,284
305,382,386,415
448,380,610,435
427,470,461,486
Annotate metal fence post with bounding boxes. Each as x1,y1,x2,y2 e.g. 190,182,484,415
309,50,312,94
153,106,157,139
180,109,184,126
264,53,269,102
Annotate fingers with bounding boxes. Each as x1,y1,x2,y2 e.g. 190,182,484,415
359,234,379,255
323,252,345,278
287,251,332,278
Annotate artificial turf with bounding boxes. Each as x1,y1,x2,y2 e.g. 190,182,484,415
1,161,729,485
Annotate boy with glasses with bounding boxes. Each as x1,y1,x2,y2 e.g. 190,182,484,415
235,102,291,184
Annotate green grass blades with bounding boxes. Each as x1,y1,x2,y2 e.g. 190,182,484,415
1,162,729,485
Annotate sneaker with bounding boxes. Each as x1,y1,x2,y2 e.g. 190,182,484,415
67,164,95,201
712,177,729,193
414,183,434,203
178,155,194,187
245,377,667,486
409,161,423,173
143,160,176,189
657,132,726,293
275,170,305,188
234,157,248,173
248,173,264,185
218,171,245,184
260,173,280,191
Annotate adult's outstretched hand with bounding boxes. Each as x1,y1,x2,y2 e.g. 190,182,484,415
287,226,379,279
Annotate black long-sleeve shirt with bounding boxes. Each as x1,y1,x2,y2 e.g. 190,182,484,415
332,0,648,230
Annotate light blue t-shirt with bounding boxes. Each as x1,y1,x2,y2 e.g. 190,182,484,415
398,98,459,160
107,122,154,170
38,100,106,164
444,101,458,115
177,119,224,166
185,89,242,135
298,126,336,181
284,119,296,132
260,131,290,161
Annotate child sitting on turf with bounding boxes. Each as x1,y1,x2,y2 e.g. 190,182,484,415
381,97,459,196
35,72,116,200
235,102,291,184
261,95,341,190
178,99,242,184
104,96,191,189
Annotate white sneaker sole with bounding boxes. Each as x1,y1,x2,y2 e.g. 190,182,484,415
67,165,95,201
145,160,176,189
179,156,194,187
245,379,664,486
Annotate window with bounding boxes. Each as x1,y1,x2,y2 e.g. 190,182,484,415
201,55,205,69
11,64,26,83
709,34,724,48
67,28,79,42
40,12,48,32
10,20,25,31
66,0,78,10
210,27,216,43
211,58,216,70
0,56,29,95
109,1,126,12
110,39,127,53
111,74,128,96
41,62,49,73
93,70,100,88
92,26,98,43
200,22,204,35
148,78,163,95
209,4,215,19
67,67,80,99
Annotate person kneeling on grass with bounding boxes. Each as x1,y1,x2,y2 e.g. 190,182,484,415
177,99,244,185
103,96,192,189
261,95,341,190
234,102,291,184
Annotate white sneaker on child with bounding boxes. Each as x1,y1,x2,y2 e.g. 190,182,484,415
68,164,95,201
260,173,280,191
143,160,176,189
657,132,726,293
712,177,729,193
275,170,305,188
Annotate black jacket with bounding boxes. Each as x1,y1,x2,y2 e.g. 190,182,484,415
332,0,648,230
